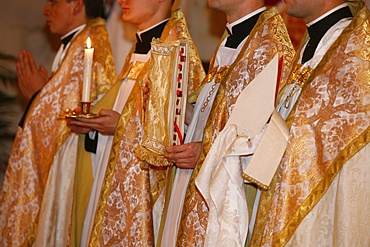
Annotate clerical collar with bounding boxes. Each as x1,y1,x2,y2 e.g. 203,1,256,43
307,3,349,27
61,25,85,46
307,4,352,38
135,19,169,54
301,4,352,63
224,7,266,49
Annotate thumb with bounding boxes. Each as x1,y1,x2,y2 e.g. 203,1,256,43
39,65,49,81
99,109,112,116
39,65,48,74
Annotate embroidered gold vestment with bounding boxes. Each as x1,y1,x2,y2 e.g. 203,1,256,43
176,7,295,246
251,3,370,247
0,18,115,246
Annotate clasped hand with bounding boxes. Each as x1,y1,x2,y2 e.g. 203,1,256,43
16,50,48,100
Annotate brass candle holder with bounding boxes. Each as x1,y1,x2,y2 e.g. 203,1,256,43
76,101,98,118
57,101,98,119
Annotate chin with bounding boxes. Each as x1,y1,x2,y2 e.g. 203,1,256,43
122,13,131,22
48,27,56,34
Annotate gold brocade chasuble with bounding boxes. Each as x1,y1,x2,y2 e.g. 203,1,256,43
89,9,205,246
250,3,370,247
176,7,295,246
0,18,115,247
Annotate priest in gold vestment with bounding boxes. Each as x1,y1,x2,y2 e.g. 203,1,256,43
250,0,370,246
68,0,205,245
0,0,115,246
161,0,295,246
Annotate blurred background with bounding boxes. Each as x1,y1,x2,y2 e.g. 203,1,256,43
0,0,337,186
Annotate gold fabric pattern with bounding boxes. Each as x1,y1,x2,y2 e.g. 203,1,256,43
89,9,205,246
204,65,231,83
0,18,115,246
291,64,313,87
201,66,231,112
135,40,189,167
176,7,295,246
254,5,370,247
127,61,147,80
117,46,135,81
204,66,219,83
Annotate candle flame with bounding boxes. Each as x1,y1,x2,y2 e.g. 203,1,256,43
87,37,91,49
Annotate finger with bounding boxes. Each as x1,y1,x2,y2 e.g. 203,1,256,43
39,65,48,80
74,115,106,124
69,125,91,134
16,62,24,79
26,51,38,73
164,150,188,161
18,50,27,64
69,119,98,129
73,107,82,113
175,162,197,169
165,144,187,153
39,65,47,74
16,64,28,95
19,51,30,73
17,52,27,76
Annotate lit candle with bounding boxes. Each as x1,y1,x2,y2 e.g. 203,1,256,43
82,37,94,102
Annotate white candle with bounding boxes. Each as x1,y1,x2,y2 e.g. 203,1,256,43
82,37,94,102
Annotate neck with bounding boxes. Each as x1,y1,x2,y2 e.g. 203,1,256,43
226,2,264,23
304,1,347,23
138,17,169,32
138,5,171,30
62,15,86,36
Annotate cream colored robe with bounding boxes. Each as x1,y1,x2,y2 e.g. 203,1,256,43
0,18,115,247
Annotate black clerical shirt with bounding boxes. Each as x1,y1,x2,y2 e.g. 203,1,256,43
224,11,262,49
301,5,353,64
134,20,168,54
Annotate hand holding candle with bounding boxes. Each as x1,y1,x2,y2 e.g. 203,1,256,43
82,37,94,102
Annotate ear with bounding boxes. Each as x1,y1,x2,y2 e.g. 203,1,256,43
72,0,84,14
